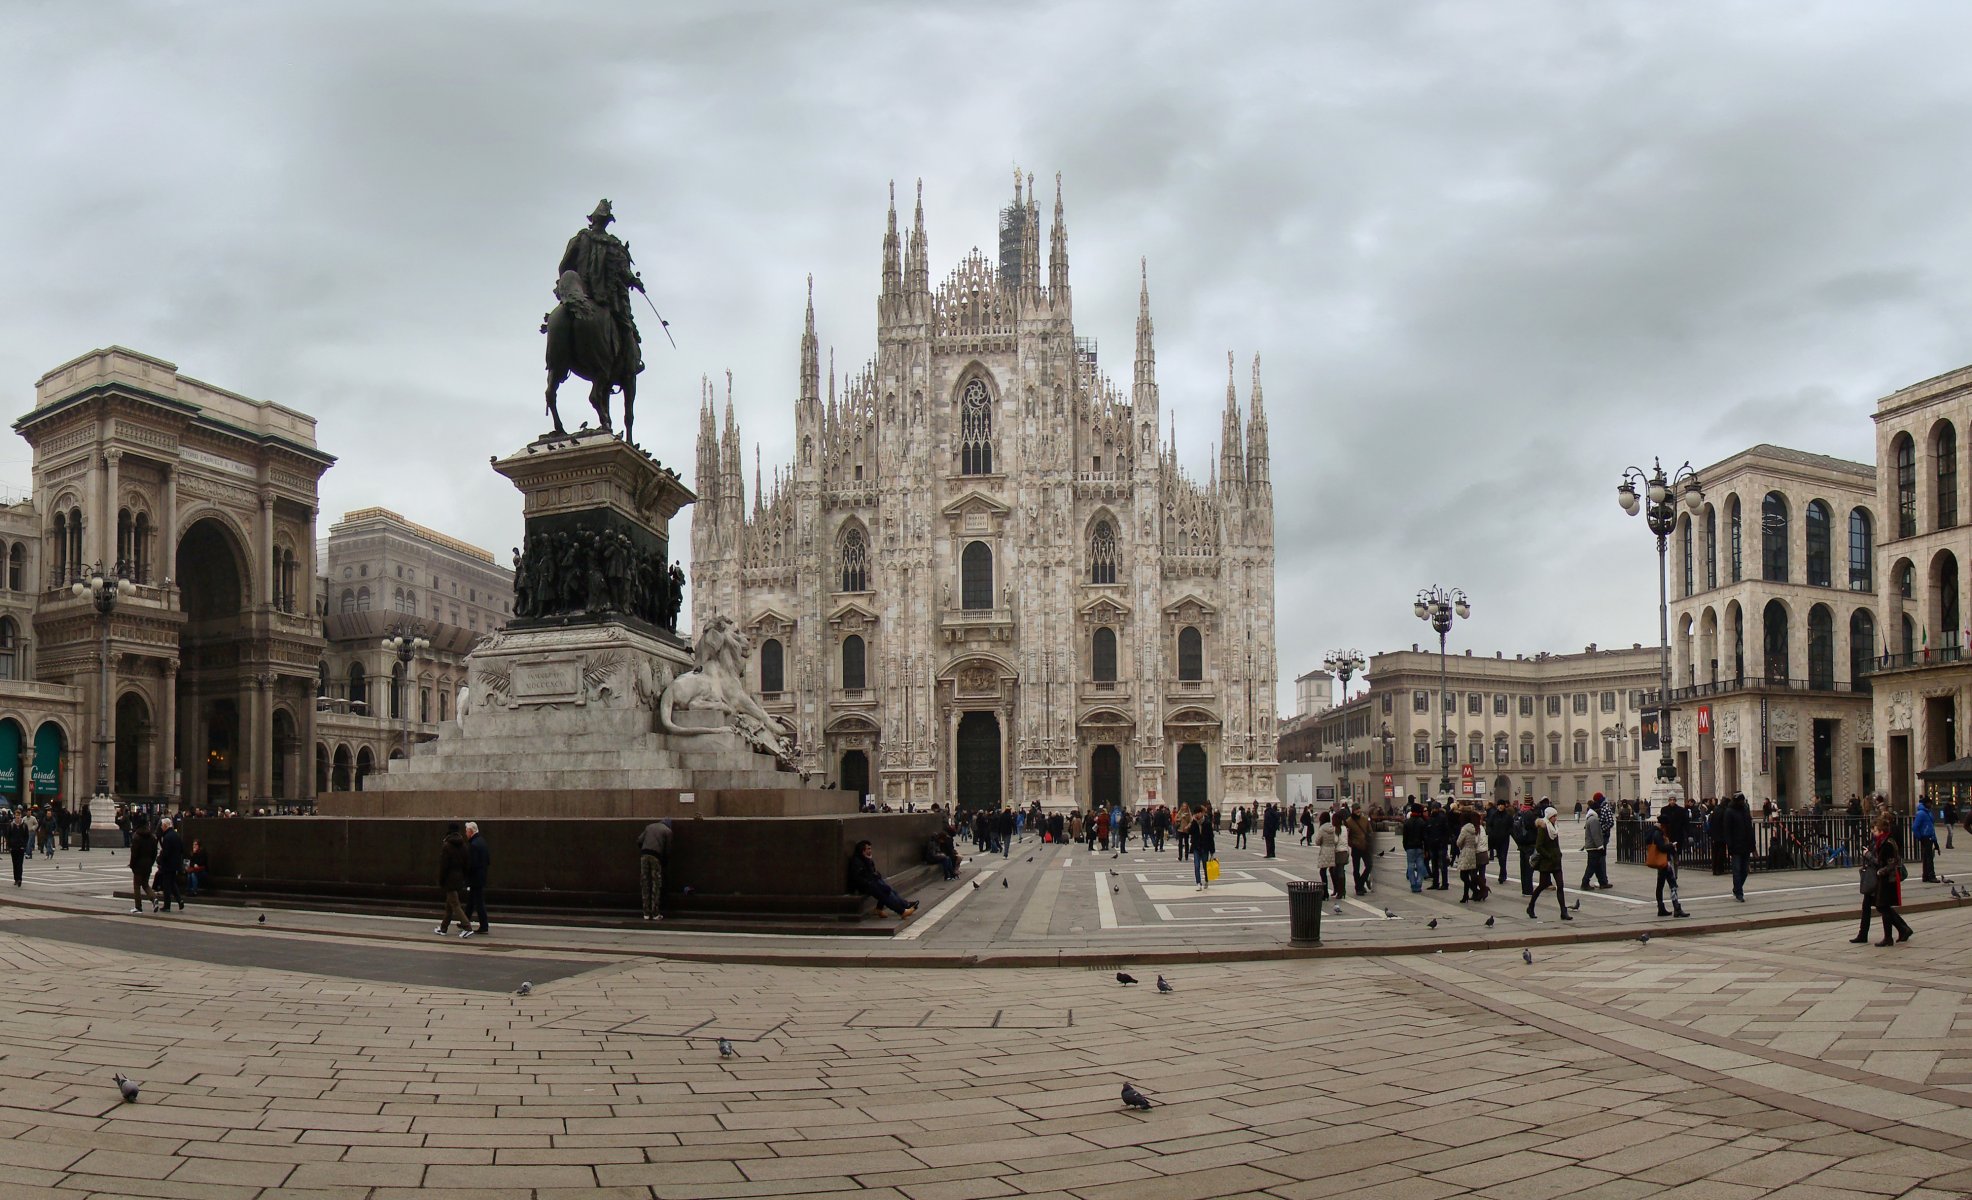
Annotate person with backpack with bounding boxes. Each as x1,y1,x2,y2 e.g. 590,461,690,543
1401,803,1427,893
1912,797,1939,883
1580,793,1613,891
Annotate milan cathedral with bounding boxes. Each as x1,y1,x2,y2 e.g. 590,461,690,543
691,174,1278,813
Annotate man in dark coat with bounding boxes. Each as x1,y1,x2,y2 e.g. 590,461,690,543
1723,793,1757,901
4,811,26,886
1424,803,1450,891
436,823,470,934
1262,803,1280,858
155,818,186,912
1485,799,1513,886
461,821,491,938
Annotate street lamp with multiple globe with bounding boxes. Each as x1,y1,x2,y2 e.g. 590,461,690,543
1413,588,1470,802
1323,650,1365,805
74,563,136,828
1617,457,1703,806
381,624,431,763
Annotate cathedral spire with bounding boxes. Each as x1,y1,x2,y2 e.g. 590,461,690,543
881,181,901,308
906,179,928,298
1022,171,1041,301
753,444,763,519
696,376,720,506
1048,171,1070,307
1220,351,1245,493
800,273,819,405
1246,352,1269,491
1132,256,1157,415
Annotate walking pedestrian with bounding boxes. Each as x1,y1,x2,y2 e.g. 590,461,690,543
1262,803,1280,858
154,818,185,913
1347,806,1374,893
1402,803,1426,892
1867,815,1913,946
1191,804,1217,890
1424,802,1449,891
1913,796,1939,883
1486,799,1512,886
461,821,491,938
1455,809,1483,902
4,811,25,886
1313,812,1345,898
1646,812,1688,917
637,817,672,921
1723,793,1755,901
1512,798,1539,895
1526,807,1571,920
1580,794,1613,891
128,817,156,914
435,823,470,934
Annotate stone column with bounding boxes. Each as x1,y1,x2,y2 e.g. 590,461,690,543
301,506,317,618
160,663,177,800
84,451,103,570
103,450,122,571
177,675,197,808
257,493,275,609
160,467,177,585
250,673,273,803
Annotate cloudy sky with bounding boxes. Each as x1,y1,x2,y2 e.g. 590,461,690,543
7,1,1972,712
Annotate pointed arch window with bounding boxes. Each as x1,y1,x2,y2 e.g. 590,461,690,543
1092,626,1117,683
1806,499,1831,587
838,526,868,593
959,379,994,475
1089,520,1118,585
961,541,993,610
760,638,784,693
1177,625,1203,681
841,634,866,690
1848,509,1872,591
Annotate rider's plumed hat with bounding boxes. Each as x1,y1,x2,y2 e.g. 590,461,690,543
588,199,615,224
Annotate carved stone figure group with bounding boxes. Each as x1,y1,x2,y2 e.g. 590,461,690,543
512,529,685,630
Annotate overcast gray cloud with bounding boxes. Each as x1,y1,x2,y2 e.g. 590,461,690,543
5,0,1972,711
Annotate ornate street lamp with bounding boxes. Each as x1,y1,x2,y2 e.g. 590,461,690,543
1323,650,1365,805
1414,587,1470,802
1618,457,1703,805
382,623,430,763
73,562,135,829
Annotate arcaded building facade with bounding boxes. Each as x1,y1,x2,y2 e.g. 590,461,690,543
1665,445,1879,808
691,176,1279,813
15,348,334,811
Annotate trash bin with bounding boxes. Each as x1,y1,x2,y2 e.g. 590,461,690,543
1287,879,1324,943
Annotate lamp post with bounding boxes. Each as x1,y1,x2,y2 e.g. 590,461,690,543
1323,650,1365,806
1618,458,1704,805
1605,724,1630,809
74,563,135,833
381,623,430,763
1414,587,1470,802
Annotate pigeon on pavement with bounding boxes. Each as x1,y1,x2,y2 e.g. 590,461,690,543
1427,918,1439,929
1121,1083,1153,1110
718,1038,736,1058
515,982,532,996
1383,907,1394,918
972,881,981,889
256,915,265,924
113,1074,138,1103
1637,933,1651,944
1156,975,1173,993
1522,949,1534,965
1116,972,1139,985
1485,916,1495,927
1571,899,1581,912
1002,879,1008,889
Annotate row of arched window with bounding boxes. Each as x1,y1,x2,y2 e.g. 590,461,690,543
834,519,1128,600
1891,423,1959,539
1682,495,1873,596
753,625,1207,694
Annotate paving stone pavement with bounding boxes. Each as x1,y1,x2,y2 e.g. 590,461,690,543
3,885,1972,1197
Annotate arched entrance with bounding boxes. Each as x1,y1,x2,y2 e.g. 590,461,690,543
1493,773,1512,804
839,750,870,802
31,722,66,809
331,744,351,792
177,518,252,809
1091,745,1121,810
315,743,329,794
355,746,375,791
114,693,151,797
0,719,24,808
1176,743,1207,809
955,711,1001,812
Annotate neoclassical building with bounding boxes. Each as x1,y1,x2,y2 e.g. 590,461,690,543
691,175,1279,812
1665,445,1879,807
15,348,334,811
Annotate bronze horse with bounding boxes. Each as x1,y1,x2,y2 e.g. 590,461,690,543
543,270,638,445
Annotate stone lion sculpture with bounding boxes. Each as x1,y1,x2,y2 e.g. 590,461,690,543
658,614,794,763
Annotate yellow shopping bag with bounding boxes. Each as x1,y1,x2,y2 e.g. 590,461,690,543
1205,857,1221,882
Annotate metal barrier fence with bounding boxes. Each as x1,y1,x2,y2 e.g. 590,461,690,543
1614,813,1921,874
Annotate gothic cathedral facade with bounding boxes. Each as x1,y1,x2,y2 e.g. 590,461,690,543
690,176,1277,813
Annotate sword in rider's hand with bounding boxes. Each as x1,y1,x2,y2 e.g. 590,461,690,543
632,281,677,349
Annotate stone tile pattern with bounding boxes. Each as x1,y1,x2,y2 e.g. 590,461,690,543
2,905,1972,1197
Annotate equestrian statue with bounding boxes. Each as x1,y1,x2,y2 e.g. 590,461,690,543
543,198,666,446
